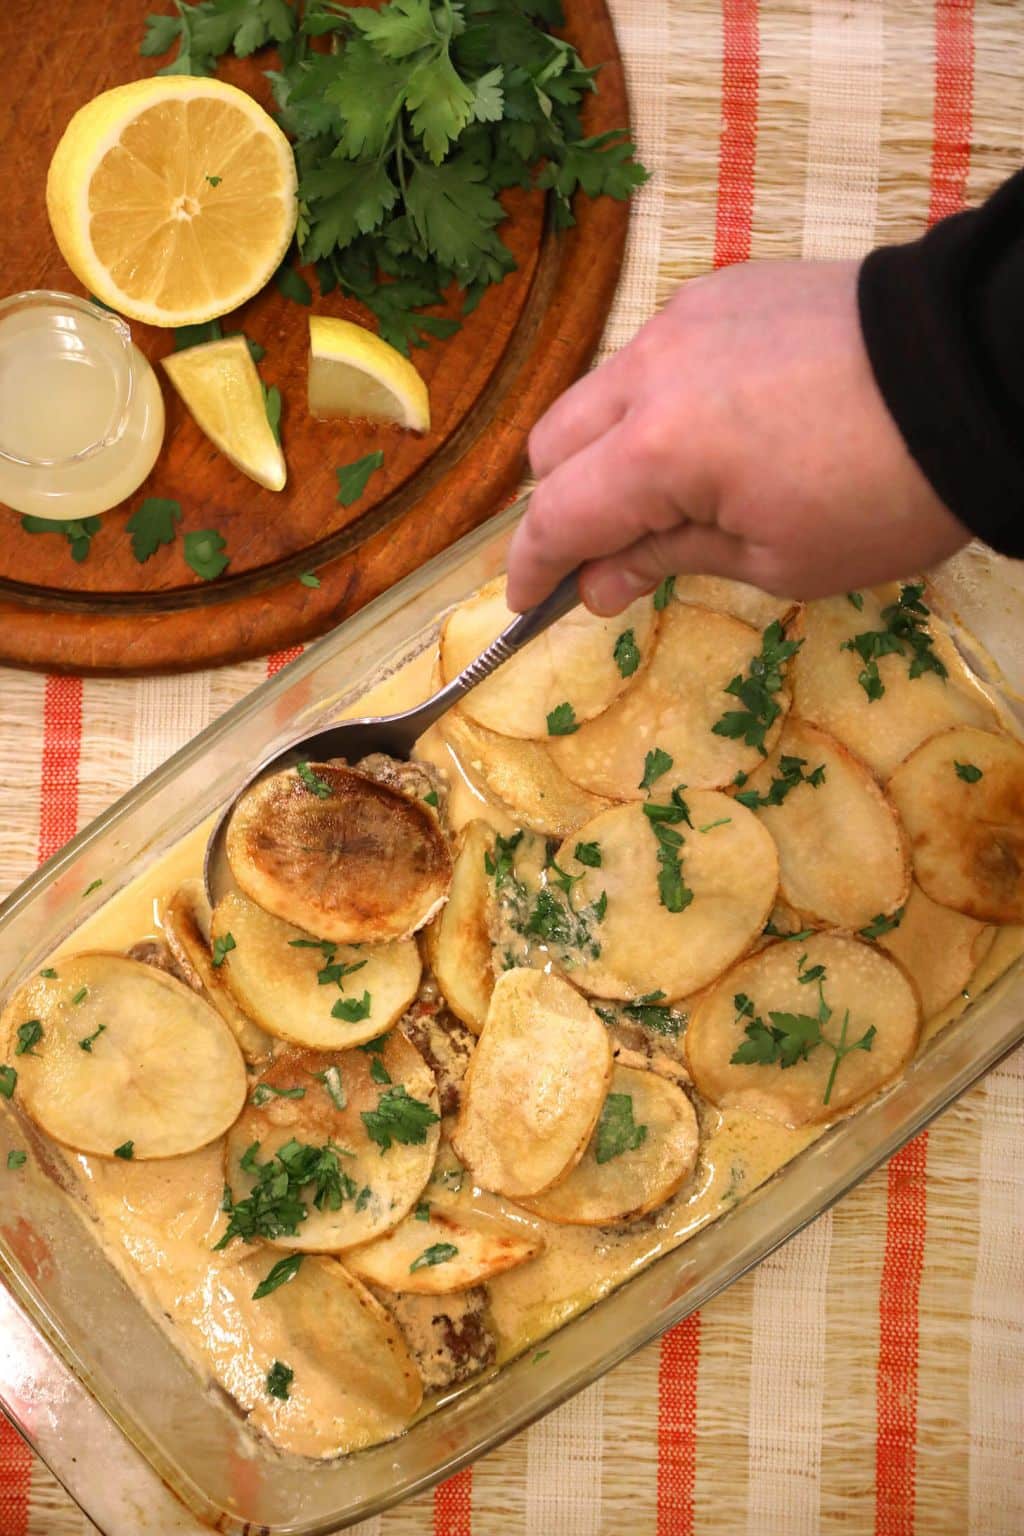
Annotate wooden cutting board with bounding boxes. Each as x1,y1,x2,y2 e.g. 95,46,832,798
0,1,630,675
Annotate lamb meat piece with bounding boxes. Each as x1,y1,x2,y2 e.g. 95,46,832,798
354,753,449,818
372,1285,496,1394
126,938,189,985
400,996,475,1117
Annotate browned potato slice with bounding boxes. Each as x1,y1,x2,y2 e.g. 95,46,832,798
345,1203,542,1294
740,721,909,930
439,575,657,739
789,592,998,780
452,969,613,1199
519,1065,699,1225
888,726,1024,922
212,890,420,1051
161,879,275,1062
441,708,615,833
1,953,247,1158
226,763,452,943
422,819,495,1033
554,795,778,1000
673,574,796,630
549,604,791,797
879,882,994,1017
686,934,920,1126
224,1035,440,1251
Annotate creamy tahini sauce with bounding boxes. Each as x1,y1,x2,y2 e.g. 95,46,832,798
41,647,1023,1458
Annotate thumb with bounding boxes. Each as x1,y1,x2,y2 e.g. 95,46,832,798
581,524,751,615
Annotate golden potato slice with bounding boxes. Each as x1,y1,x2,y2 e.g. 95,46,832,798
553,795,778,1001
224,1035,440,1252
1,953,247,1158
263,1253,422,1444
441,708,615,834
345,1202,542,1294
673,574,796,630
519,1065,699,1226
439,575,657,739
422,820,495,1033
161,879,275,1063
211,890,420,1051
225,762,452,943
549,604,791,797
879,882,994,1017
739,720,909,930
789,590,998,780
887,726,1024,922
452,968,613,1199
686,934,920,1126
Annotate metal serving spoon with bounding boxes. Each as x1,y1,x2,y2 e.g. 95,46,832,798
204,566,581,904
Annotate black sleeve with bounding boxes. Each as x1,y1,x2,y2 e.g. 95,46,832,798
858,169,1024,559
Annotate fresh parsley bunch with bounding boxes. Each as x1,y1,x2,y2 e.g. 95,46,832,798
142,0,648,354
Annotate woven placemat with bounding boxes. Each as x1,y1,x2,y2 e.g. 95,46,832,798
1,3,1023,1533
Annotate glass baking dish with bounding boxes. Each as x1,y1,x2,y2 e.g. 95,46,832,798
1,502,1022,1535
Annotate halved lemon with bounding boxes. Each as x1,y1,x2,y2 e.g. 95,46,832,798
163,336,286,491
46,77,297,328
308,316,430,432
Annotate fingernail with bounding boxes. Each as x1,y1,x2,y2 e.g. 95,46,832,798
584,568,653,615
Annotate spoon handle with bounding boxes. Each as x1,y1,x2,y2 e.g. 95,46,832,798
445,569,581,697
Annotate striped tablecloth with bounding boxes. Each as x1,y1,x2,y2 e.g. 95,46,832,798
1,3,1023,1533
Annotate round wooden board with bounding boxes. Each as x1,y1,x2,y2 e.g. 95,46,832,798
0,1,630,675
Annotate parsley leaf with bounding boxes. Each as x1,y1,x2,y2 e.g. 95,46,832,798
546,702,579,736
251,1083,306,1107
299,571,321,589
484,830,524,891
362,1085,440,1151
114,1140,134,1160
22,514,101,564
274,263,313,306
211,932,236,968
410,1241,459,1272
265,1359,293,1399
955,761,983,783
78,1023,107,1053
6,1150,27,1171
642,786,694,913
653,575,676,610
183,529,230,581
712,621,802,755
296,761,332,797
173,319,224,350
253,1253,304,1301
15,1021,42,1057
595,1093,647,1164
262,382,283,444
414,1199,431,1221
574,841,602,868
847,591,864,611
841,583,947,701
82,879,104,897
0,1067,17,1099
127,498,182,562
312,1064,347,1111
734,754,827,811
370,1055,392,1087
613,628,641,678
639,747,673,790
218,1140,357,1250
859,907,905,940
336,451,384,506
332,990,372,1022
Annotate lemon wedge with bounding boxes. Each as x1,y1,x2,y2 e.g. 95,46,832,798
46,77,297,328
308,317,430,432
162,337,286,492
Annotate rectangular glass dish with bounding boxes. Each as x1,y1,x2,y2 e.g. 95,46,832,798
1,504,1023,1536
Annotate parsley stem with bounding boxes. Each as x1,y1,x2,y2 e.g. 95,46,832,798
822,1008,849,1107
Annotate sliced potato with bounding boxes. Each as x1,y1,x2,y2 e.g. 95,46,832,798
740,720,909,930
452,968,613,1199
226,763,452,944
673,574,796,630
554,795,778,1000
879,881,995,1017
888,726,1024,922
789,591,998,779
422,820,495,1033
1,953,247,1158
519,1065,699,1226
549,604,791,797
686,934,920,1126
346,1202,542,1294
225,1035,440,1251
260,1253,422,1445
441,708,615,834
161,880,275,1062
439,575,657,739
212,890,420,1051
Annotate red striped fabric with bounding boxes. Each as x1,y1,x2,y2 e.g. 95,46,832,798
266,645,305,678
433,1466,473,1536
657,1313,702,1535
929,0,975,226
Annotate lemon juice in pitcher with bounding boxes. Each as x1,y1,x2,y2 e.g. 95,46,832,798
0,290,164,521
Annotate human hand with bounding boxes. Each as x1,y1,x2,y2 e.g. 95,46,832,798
505,259,969,615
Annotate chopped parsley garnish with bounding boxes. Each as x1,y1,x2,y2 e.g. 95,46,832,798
332,990,372,1022
847,591,864,611
358,1035,389,1055
289,937,337,955
40,968,58,979
619,991,687,1037
22,513,101,563
546,702,579,736
545,853,583,894
296,761,332,798
355,1185,372,1212
251,1083,307,1107
299,571,321,589
424,789,439,807
640,747,673,790
217,1139,357,1249
574,841,602,868
699,818,732,833
642,787,694,913
533,1349,551,1363
797,952,826,986
410,1242,459,1273
6,1150,26,1171
183,529,230,581
595,1093,648,1164
613,628,641,678
265,1360,293,1400
361,1085,440,1152
840,582,947,701
653,575,676,610
763,920,814,942
336,451,384,507
262,382,283,444
82,879,104,897
211,932,236,968
15,1021,42,1056
206,174,222,187
955,761,983,783
712,620,803,755
312,1065,346,1111
78,1023,106,1053
253,1254,304,1301
523,885,605,958
414,1200,431,1221
70,986,88,1006
318,958,367,988
484,830,524,891
734,754,827,811
729,973,876,1105
859,907,905,941
0,1066,17,1099
369,1056,392,1085
114,1141,134,1160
